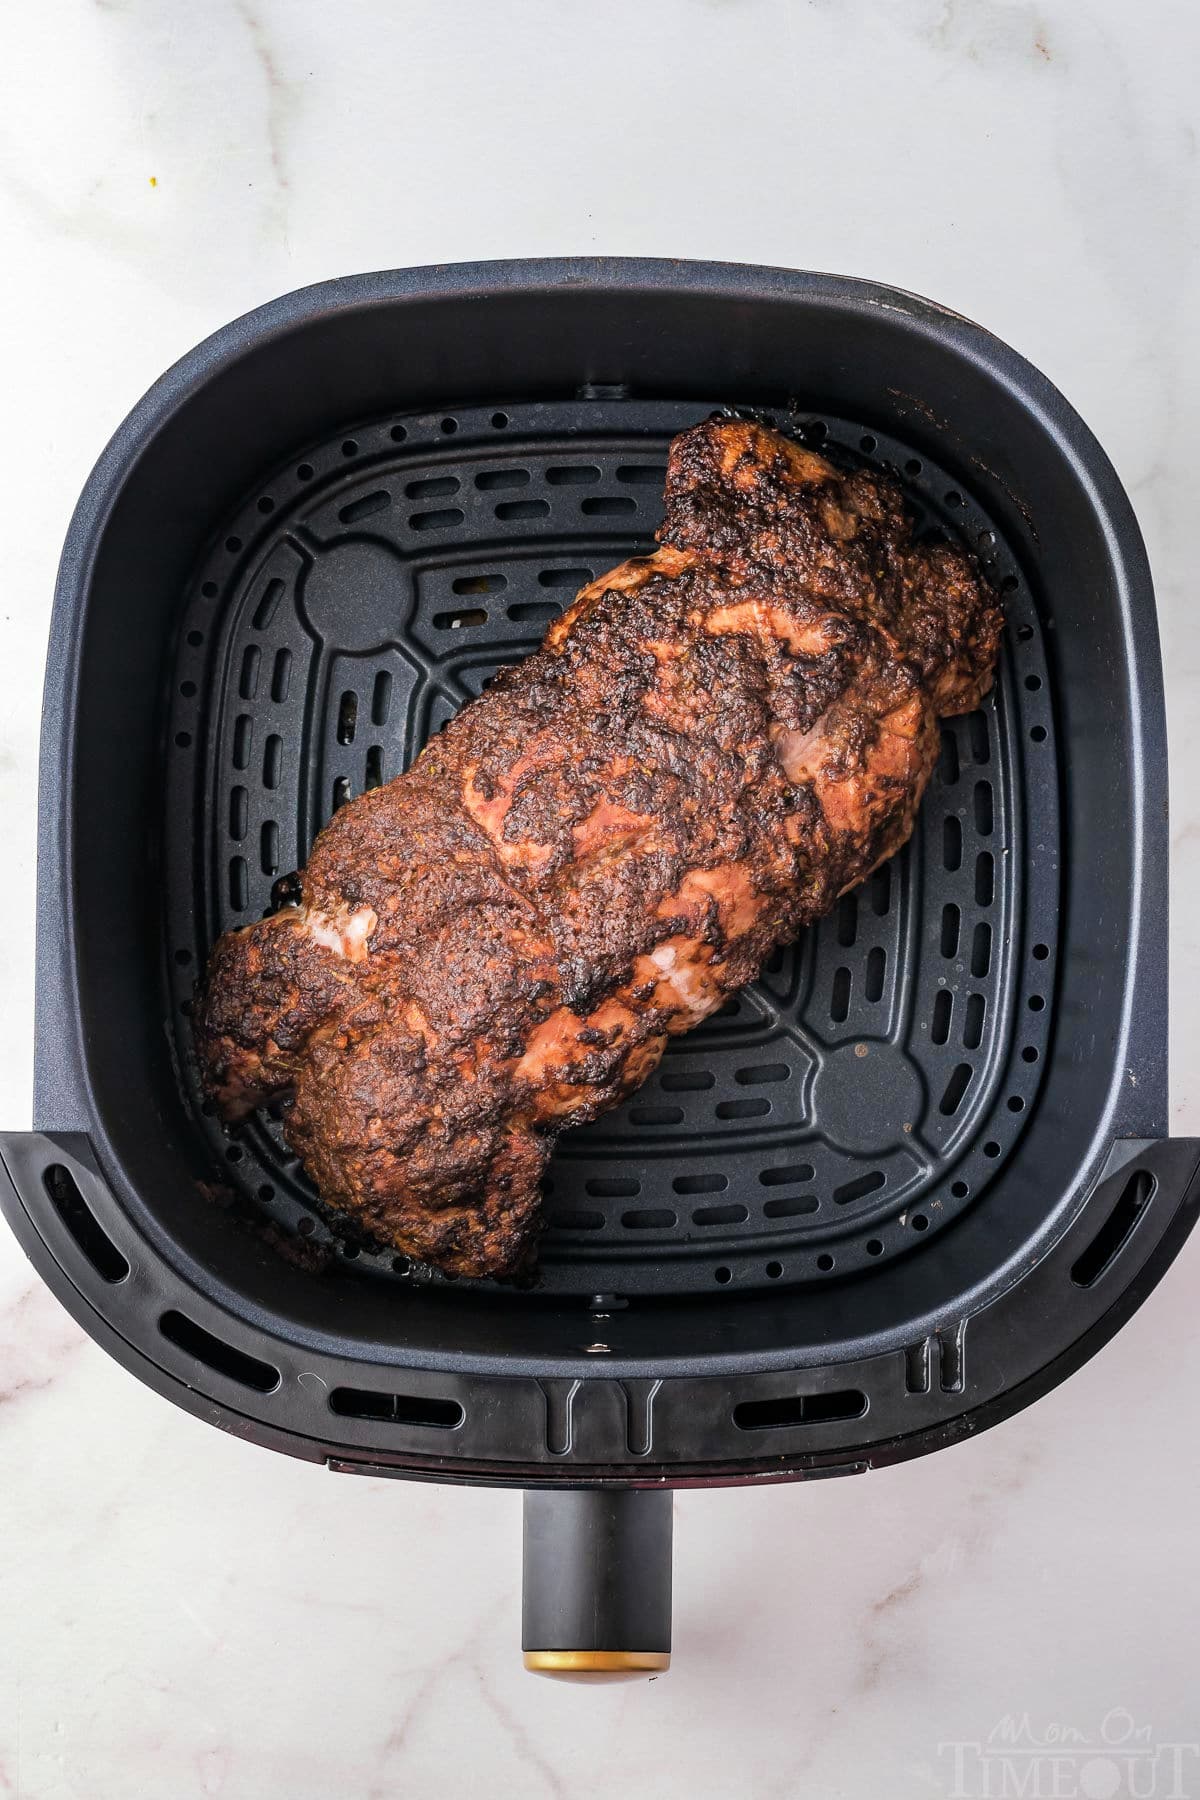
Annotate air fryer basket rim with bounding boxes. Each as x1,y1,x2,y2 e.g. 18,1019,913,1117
3,258,1196,1490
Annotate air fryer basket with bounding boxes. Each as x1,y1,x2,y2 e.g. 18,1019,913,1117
3,261,1196,1669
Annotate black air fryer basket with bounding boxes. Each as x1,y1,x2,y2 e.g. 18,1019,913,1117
4,260,1196,1672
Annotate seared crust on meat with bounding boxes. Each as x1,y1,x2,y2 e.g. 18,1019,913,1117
197,419,1002,1276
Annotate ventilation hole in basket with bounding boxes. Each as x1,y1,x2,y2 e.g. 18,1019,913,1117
830,966,851,1023
434,608,488,631
452,573,507,595
1070,1169,1154,1287
339,438,359,458
180,997,193,1016
967,712,990,762
252,578,285,631
941,903,960,958
833,1170,885,1206
225,1144,244,1164
974,781,994,836
229,786,247,840
232,716,252,770
945,490,963,509
869,862,891,916
1029,993,1045,1012
538,567,593,588
260,820,279,876
174,731,192,748
866,1238,884,1255
585,1177,640,1198
160,1311,279,1393
547,464,601,485
971,922,991,978
804,420,828,444
623,1208,676,1230
440,418,458,435
984,1140,1001,1157
716,1097,771,1120
753,1164,817,1198
938,732,960,784
496,499,551,521
297,463,314,481
371,670,393,725
507,602,559,625
338,490,390,524
736,1062,789,1086
174,947,192,966
258,1184,274,1202
236,646,259,700
816,1253,835,1272
864,946,886,1003
476,468,530,490
365,746,384,790
490,412,509,429
406,475,460,498
201,579,218,599
951,1180,969,1199
389,424,408,442
1022,1045,1040,1063
187,628,204,648
713,1266,732,1284
549,1208,604,1232
392,1255,411,1274
263,734,282,791
694,1202,752,1231
904,458,922,476
330,1386,462,1426
297,1217,315,1236
581,495,637,515
859,435,877,453
44,1164,129,1283
271,648,293,702
1000,573,1019,594
673,1172,728,1195
257,496,275,515
975,853,994,906
932,989,953,1045
836,892,857,947
332,776,352,810
410,508,464,531
1016,621,1033,641
337,691,358,745
1032,942,1049,961
962,992,985,1050
939,1063,972,1115
943,815,962,871
766,1260,784,1278
764,1193,818,1218
763,945,785,975
1024,673,1043,692
226,535,243,553
1008,1095,1025,1113
660,1070,715,1093
617,463,666,484
1030,725,1048,743
341,1244,360,1260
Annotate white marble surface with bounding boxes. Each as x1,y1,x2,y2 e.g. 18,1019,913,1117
2,2,1199,1794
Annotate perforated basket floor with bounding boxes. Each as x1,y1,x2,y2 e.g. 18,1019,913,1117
165,398,1059,1299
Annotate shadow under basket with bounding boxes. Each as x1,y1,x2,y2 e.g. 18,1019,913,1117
3,260,1197,1673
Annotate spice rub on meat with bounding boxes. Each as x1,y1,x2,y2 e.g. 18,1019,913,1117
197,419,1002,1277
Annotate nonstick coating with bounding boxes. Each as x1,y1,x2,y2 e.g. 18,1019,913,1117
166,398,1058,1299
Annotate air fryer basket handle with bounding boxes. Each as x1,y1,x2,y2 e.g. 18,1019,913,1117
521,1488,673,1677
